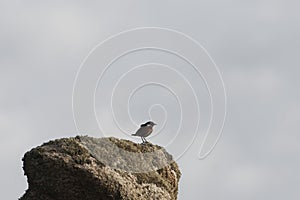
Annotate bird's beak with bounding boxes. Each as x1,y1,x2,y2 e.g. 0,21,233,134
154,123,157,125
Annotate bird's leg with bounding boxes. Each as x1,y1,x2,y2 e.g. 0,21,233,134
141,137,145,143
144,137,148,143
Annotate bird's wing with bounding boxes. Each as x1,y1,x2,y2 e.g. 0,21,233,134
134,126,151,137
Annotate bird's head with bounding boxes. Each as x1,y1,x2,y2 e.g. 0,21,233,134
145,121,157,127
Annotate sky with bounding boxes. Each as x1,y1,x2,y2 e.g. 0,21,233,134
1,0,300,199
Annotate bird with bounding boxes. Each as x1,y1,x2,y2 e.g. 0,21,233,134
132,121,157,143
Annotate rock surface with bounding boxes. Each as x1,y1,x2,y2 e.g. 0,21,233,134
20,136,181,200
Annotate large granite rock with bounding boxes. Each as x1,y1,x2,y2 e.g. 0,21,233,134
20,136,181,200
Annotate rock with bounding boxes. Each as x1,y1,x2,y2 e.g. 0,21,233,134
20,136,181,200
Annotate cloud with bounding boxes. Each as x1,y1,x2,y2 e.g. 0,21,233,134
1,0,300,199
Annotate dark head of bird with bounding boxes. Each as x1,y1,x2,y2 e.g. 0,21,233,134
141,121,157,127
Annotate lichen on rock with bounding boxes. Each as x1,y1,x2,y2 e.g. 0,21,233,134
20,136,181,200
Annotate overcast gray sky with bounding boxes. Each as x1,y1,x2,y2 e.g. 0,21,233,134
1,1,300,199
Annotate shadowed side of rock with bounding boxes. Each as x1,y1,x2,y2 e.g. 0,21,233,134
20,136,181,200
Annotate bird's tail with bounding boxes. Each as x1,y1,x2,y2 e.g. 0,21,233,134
131,134,136,136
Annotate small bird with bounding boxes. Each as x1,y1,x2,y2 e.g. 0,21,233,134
132,121,157,143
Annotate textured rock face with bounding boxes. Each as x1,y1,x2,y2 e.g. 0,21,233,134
20,136,181,200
